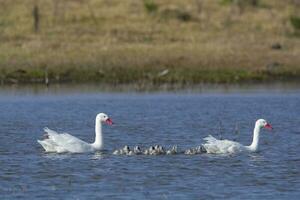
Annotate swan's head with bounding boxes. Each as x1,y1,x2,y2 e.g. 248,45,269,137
256,119,272,130
97,113,113,125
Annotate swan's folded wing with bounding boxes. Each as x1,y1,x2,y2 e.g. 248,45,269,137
219,139,242,153
44,128,93,153
37,139,66,153
202,135,242,154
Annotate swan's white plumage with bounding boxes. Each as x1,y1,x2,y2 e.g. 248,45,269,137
37,113,112,153
202,119,272,154
38,128,94,153
202,135,244,154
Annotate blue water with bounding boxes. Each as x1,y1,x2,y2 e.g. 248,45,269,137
0,87,300,199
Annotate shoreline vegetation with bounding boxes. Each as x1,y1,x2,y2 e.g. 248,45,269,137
1,82,300,94
0,0,300,86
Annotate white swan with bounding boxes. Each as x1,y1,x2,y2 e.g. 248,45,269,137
202,119,272,154
37,113,113,153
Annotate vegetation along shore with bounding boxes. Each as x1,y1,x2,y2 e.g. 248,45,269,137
0,0,300,85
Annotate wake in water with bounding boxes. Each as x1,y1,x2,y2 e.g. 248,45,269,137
113,145,206,156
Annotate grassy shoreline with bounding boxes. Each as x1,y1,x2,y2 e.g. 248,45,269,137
0,0,299,85
1,81,300,94
1,66,300,85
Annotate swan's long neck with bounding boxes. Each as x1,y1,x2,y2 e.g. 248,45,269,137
92,119,103,149
248,124,261,152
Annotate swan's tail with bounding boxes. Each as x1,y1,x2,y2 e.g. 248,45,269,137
43,127,63,142
37,139,57,152
202,135,220,153
38,127,64,153
44,127,58,136
203,135,218,144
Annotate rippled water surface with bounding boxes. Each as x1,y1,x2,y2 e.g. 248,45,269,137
1,86,300,199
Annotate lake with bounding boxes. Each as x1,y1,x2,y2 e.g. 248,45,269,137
0,85,300,199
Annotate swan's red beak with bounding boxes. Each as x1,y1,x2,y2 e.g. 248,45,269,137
105,118,113,125
264,123,272,130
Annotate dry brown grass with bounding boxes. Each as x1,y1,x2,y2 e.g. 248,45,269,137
0,0,299,84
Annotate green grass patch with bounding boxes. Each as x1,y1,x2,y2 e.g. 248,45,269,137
143,0,158,14
290,16,300,30
1,66,299,85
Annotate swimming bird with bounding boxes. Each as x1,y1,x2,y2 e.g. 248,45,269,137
166,145,178,155
112,149,121,155
37,113,113,153
184,145,206,155
133,146,142,155
122,145,131,154
154,145,165,155
124,145,134,155
144,146,155,155
202,119,272,154
149,146,156,155
113,145,135,155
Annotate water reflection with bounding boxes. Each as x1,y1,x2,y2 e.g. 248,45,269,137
91,151,105,160
248,154,268,168
41,153,73,160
